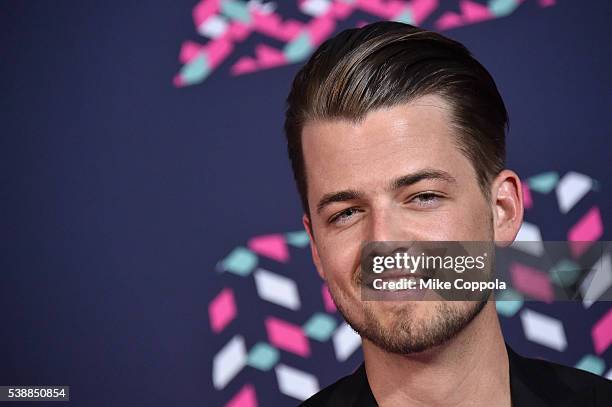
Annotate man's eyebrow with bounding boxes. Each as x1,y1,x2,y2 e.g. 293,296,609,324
389,169,456,191
317,169,457,214
316,190,364,215
315,170,455,216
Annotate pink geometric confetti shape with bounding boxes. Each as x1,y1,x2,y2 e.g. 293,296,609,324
435,12,463,30
254,44,287,68
357,0,402,19
307,16,336,46
522,183,533,210
279,20,304,41
231,57,258,75
410,0,438,25
510,262,554,303
228,21,251,41
540,0,556,7
252,12,302,42
206,38,233,68
592,309,612,355
248,234,289,263
322,284,337,313
568,207,603,258
225,384,257,407
265,317,311,357
460,0,493,23
331,1,354,18
209,288,237,333
173,75,185,87
252,12,281,32
193,1,220,27
179,40,203,64
381,0,406,17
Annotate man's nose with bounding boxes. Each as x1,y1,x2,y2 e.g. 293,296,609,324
368,208,410,242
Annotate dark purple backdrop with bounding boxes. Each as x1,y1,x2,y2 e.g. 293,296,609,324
1,1,611,406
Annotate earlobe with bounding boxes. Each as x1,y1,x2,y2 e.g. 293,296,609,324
302,214,326,280
491,170,524,244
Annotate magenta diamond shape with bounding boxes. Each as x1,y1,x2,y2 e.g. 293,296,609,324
265,316,311,357
209,288,237,333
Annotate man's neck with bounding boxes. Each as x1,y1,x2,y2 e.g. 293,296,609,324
362,301,510,407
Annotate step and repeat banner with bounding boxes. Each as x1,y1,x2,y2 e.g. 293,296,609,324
2,1,611,406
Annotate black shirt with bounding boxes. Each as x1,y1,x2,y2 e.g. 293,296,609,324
300,345,612,406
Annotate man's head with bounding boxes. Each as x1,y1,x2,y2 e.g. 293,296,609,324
284,22,523,354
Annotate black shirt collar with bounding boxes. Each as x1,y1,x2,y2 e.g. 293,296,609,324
338,343,539,406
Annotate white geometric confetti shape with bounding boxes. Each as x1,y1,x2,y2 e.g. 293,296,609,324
556,172,592,214
520,309,567,351
198,15,228,39
212,335,247,390
275,364,319,401
332,322,361,362
512,222,544,256
605,368,612,381
254,268,301,310
300,0,331,16
247,0,276,14
580,253,612,308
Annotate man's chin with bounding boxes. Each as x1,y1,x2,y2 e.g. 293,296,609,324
336,295,488,355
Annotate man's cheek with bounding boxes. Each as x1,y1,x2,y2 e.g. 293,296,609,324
320,250,356,283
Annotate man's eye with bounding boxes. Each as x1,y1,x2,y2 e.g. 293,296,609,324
410,192,442,207
329,208,361,225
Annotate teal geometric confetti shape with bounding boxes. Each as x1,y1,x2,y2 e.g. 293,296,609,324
575,354,605,376
286,230,310,248
549,259,581,287
303,313,337,342
284,33,313,63
495,289,524,317
220,0,251,23
489,0,520,17
180,54,210,86
247,342,279,371
221,246,258,276
527,172,559,194
392,9,413,24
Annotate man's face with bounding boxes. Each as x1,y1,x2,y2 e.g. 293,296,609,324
301,94,494,353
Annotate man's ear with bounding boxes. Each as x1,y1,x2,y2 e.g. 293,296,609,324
302,213,326,281
491,169,524,245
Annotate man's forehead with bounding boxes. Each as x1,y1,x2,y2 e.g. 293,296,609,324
302,95,454,153
302,96,458,173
